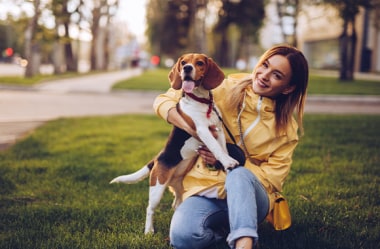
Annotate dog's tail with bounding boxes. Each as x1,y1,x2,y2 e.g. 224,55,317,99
110,160,154,184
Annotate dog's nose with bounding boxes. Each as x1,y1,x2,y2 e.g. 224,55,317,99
183,65,193,73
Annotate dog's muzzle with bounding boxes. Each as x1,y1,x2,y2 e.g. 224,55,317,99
183,65,193,74
182,65,194,81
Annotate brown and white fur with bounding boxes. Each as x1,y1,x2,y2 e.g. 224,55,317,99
110,53,238,234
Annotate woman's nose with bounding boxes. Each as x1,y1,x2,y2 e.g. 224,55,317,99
261,69,270,81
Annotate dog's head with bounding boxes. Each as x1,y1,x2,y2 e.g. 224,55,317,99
168,53,225,93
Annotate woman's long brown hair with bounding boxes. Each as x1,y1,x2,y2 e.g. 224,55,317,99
227,45,309,135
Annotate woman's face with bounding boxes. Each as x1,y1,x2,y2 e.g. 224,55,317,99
252,54,294,98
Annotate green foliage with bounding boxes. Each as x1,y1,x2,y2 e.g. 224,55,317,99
0,114,379,248
146,0,194,56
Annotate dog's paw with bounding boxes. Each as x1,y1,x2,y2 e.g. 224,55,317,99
220,156,239,171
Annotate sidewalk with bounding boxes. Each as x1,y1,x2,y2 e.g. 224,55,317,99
1,68,380,151
0,68,158,150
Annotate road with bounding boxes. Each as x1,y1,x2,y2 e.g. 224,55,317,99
1,67,380,150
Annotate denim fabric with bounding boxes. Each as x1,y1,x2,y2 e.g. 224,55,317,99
225,167,269,248
169,167,269,249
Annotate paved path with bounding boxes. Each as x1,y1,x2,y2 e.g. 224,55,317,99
0,68,159,150
1,68,380,150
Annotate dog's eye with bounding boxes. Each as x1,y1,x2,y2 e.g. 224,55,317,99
181,61,187,66
196,61,205,66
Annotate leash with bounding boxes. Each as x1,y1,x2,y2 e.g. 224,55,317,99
212,106,237,145
185,91,214,118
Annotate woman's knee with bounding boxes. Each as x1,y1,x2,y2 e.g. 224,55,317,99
226,167,253,186
169,196,226,248
170,228,214,249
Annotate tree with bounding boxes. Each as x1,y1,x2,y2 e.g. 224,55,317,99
146,0,167,57
145,0,265,64
88,0,119,70
189,0,209,54
321,0,372,80
274,0,301,47
147,0,213,59
213,0,265,67
160,0,194,57
24,0,41,77
51,0,80,73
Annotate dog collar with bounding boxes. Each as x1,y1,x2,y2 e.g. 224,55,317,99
185,92,214,118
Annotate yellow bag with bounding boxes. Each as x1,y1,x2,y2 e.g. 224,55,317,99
266,193,292,230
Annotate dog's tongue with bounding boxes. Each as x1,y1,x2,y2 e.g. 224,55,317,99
182,80,195,93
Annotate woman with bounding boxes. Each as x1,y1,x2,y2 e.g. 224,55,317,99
153,45,309,249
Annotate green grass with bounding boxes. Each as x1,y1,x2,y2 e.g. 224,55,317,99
0,114,379,249
306,75,380,95
2,68,380,95
0,71,105,86
113,68,380,95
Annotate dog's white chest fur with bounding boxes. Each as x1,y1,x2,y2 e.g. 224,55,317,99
178,96,222,159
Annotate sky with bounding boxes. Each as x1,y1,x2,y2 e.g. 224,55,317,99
116,0,147,41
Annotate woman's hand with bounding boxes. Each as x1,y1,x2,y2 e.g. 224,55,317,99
167,108,221,168
197,145,218,167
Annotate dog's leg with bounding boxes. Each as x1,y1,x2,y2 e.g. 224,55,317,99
196,125,238,170
168,158,195,209
180,137,202,159
145,165,176,234
168,178,184,209
145,180,168,234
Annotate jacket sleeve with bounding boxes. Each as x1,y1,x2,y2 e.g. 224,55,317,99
246,137,298,193
153,88,183,121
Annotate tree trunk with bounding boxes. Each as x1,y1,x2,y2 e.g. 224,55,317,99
339,20,349,81
219,29,229,67
24,0,40,78
64,22,77,72
193,0,208,54
347,18,357,80
339,17,357,81
52,41,64,74
90,7,100,71
292,0,299,47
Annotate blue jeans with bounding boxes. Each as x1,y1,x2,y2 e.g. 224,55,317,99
169,167,269,249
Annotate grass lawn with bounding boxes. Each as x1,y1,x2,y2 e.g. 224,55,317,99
0,114,379,249
1,68,380,95
113,68,380,95
0,71,105,86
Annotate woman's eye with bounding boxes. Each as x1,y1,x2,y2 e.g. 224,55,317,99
262,62,268,68
273,73,282,80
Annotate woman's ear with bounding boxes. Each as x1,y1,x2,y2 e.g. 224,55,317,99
168,56,183,89
282,85,296,95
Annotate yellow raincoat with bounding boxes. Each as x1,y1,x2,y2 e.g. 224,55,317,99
153,73,299,213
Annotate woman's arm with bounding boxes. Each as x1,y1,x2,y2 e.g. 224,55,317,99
153,88,197,138
167,108,198,138
246,138,298,192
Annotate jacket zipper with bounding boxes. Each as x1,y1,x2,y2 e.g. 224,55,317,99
237,95,263,146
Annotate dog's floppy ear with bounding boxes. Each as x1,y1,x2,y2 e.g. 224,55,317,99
203,57,225,90
168,56,183,90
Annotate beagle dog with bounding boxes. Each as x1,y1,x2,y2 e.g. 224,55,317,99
110,53,238,234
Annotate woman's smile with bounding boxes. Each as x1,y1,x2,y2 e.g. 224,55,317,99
252,54,293,97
